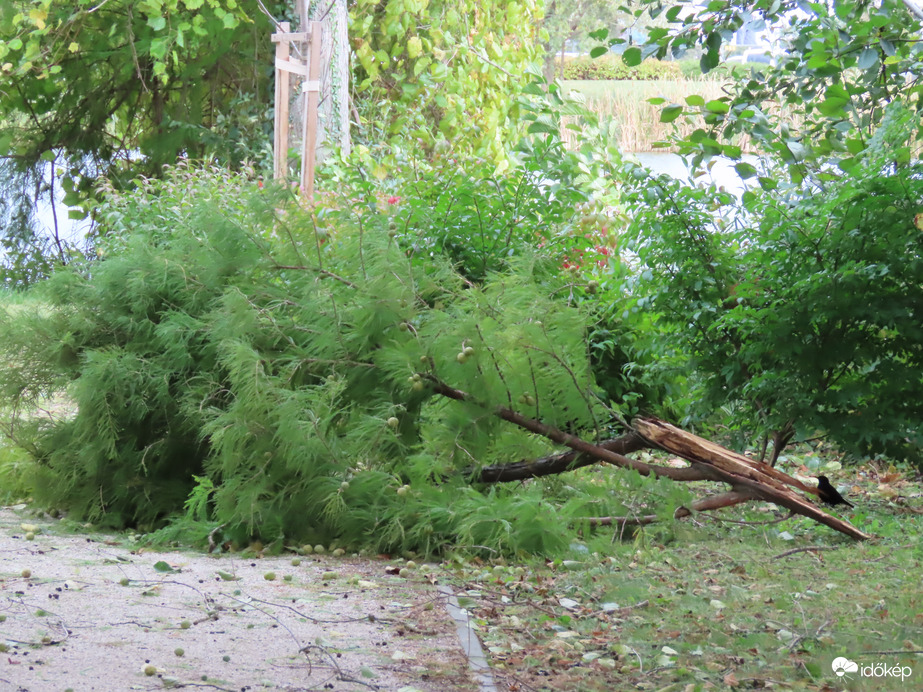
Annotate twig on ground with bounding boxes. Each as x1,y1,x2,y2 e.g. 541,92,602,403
772,546,839,560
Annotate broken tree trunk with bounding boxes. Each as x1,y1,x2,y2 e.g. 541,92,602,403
430,376,869,540
632,417,871,540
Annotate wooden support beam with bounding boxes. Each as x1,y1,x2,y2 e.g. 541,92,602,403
301,21,322,200
272,22,291,181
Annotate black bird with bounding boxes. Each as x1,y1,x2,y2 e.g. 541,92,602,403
816,475,854,508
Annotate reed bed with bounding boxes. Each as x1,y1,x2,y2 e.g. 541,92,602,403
560,79,752,153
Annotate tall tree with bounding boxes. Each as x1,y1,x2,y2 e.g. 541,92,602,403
0,0,284,283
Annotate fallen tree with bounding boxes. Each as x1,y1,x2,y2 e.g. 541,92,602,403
444,378,869,540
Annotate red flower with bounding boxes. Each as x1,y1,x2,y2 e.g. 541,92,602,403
387,195,400,205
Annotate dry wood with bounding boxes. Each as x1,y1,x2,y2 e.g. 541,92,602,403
272,22,292,181
633,417,870,540
301,21,322,199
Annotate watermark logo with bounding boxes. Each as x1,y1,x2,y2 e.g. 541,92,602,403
832,657,858,677
831,656,912,682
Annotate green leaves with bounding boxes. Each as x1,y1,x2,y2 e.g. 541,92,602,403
622,47,642,67
660,104,683,123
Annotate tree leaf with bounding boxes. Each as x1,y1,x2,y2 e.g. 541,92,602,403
590,46,608,59
660,105,683,123
154,561,179,573
734,162,758,179
622,47,642,67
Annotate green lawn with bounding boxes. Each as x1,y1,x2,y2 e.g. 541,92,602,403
438,463,923,691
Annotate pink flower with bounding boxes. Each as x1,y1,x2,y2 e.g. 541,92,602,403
387,195,400,205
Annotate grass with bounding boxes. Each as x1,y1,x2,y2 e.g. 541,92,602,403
562,79,749,153
437,459,923,691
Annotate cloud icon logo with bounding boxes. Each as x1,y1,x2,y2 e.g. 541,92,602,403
832,657,859,677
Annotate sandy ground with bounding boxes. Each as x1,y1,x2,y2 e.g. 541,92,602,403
0,506,480,692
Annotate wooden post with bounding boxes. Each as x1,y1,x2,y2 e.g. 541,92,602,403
271,22,291,181
301,21,322,199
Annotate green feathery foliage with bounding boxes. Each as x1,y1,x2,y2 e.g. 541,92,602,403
0,164,652,555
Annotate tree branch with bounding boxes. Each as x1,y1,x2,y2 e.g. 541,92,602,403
426,377,710,482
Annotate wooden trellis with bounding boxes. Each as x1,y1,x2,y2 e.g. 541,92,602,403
271,21,322,199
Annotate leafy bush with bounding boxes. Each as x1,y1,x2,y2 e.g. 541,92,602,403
0,164,655,555
320,81,622,284
617,104,923,464
562,55,683,81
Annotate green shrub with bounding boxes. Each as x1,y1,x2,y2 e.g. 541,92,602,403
562,55,683,81
617,104,923,464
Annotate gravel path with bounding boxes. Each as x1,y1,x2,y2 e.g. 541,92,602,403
0,506,479,691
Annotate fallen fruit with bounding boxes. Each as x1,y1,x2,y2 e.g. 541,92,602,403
180,620,191,630
313,544,326,554
120,578,130,586
222,655,231,662
25,532,35,541
290,558,302,566
263,572,276,581
21,569,31,578
143,664,157,676
174,648,184,657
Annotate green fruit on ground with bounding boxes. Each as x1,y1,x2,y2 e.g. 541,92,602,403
25,532,35,540
332,548,345,557
322,571,337,580
174,648,184,657
291,558,301,566
263,572,276,581
180,620,191,629
143,664,157,676
21,569,31,578
313,544,326,554
120,578,130,586
283,574,293,581
222,655,231,662
302,545,313,554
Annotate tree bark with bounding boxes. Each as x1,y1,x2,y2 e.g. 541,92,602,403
471,431,649,482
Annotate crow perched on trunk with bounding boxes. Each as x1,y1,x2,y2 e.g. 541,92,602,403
816,475,854,508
